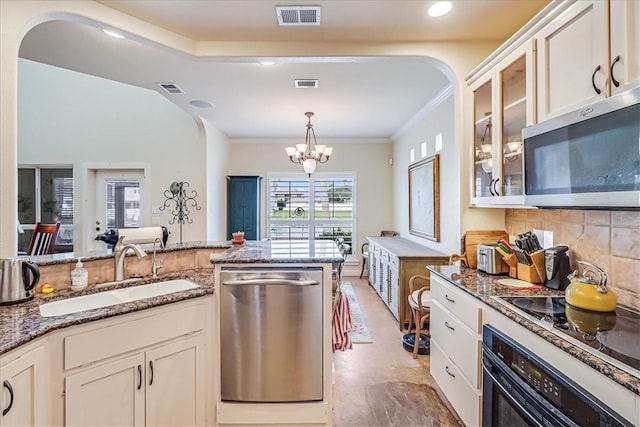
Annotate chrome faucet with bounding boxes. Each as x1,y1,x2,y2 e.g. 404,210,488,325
114,236,147,281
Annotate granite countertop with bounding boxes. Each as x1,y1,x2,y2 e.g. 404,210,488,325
210,239,344,264
24,241,232,266
0,268,215,355
428,264,640,396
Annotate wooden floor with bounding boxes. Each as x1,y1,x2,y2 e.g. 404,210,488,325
331,277,462,427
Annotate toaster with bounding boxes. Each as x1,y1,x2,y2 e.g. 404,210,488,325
477,244,509,275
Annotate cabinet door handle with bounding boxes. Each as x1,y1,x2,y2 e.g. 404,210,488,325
2,380,13,416
591,65,602,94
488,179,495,196
445,295,455,303
445,366,456,378
493,178,500,196
444,321,455,331
610,55,621,88
137,365,142,390
149,361,154,386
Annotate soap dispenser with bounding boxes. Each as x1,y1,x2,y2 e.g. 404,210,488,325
71,259,88,291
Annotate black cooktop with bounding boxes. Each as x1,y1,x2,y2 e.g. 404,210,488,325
498,296,640,373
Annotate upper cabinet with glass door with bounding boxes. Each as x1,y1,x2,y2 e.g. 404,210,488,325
471,41,534,206
536,0,640,122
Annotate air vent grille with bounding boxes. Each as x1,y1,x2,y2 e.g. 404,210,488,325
156,82,184,94
295,79,319,89
276,6,321,26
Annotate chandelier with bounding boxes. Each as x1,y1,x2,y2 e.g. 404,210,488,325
285,112,333,176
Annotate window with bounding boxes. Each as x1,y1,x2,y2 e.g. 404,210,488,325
18,167,74,253
267,172,355,256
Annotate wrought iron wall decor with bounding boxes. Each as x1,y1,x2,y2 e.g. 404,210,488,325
160,181,201,244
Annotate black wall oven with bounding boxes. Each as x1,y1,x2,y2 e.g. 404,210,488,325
482,325,632,427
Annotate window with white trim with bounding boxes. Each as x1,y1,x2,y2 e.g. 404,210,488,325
267,172,355,256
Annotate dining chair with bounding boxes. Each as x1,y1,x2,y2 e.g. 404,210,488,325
407,274,431,358
360,230,400,278
28,222,61,255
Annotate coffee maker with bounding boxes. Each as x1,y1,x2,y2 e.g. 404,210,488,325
544,245,571,290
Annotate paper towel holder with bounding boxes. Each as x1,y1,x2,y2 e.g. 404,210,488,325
160,181,201,244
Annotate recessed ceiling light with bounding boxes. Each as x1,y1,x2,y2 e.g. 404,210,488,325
428,1,452,17
189,100,213,109
102,28,125,39
260,61,276,66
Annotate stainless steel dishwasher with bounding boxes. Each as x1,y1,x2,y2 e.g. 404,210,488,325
219,266,324,402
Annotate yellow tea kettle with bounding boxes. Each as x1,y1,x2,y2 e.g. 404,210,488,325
565,261,616,312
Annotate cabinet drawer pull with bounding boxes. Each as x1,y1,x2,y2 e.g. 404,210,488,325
493,178,500,196
489,179,495,196
445,295,455,303
591,65,602,95
610,55,621,88
2,380,13,416
444,321,455,331
149,361,154,386
137,365,142,390
445,366,456,378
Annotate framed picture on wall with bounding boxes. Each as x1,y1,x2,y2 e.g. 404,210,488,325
408,154,440,241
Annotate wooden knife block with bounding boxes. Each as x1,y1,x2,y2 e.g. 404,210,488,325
503,250,545,283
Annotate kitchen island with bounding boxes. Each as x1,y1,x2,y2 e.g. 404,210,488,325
427,264,639,426
0,240,342,426
210,239,342,427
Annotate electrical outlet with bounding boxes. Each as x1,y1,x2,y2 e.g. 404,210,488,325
152,216,160,225
152,205,162,214
533,229,554,248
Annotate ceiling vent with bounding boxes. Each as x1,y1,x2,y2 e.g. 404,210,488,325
156,82,184,94
295,79,319,89
276,6,321,26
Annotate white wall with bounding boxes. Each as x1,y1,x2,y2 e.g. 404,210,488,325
227,139,393,254
18,59,214,248
392,87,459,255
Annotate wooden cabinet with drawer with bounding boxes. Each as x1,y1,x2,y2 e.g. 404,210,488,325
367,237,449,330
430,274,482,426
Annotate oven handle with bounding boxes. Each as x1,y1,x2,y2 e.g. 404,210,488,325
481,358,545,427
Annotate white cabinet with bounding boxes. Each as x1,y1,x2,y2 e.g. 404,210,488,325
367,237,449,329
65,335,205,427
470,41,534,206
429,274,482,426
62,298,211,426
0,342,49,427
66,353,146,426
145,336,205,426
536,0,640,121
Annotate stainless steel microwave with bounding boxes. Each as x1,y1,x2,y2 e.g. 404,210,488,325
523,87,640,210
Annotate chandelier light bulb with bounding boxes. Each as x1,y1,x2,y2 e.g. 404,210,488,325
285,112,332,176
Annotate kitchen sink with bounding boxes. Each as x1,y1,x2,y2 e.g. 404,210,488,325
39,279,199,317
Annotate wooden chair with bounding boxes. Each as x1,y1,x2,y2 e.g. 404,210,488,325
28,222,61,255
407,274,431,358
360,230,400,278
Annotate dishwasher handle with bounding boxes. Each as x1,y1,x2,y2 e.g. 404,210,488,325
222,278,319,286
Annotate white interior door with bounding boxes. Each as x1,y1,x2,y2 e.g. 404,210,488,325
86,169,147,251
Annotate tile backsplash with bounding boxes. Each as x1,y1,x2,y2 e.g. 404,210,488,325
505,209,640,311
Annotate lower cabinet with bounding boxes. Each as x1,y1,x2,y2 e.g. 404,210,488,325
367,237,449,329
0,342,49,427
430,274,482,426
65,335,205,427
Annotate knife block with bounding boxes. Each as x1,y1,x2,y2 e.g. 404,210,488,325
502,254,518,278
515,250,545,284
